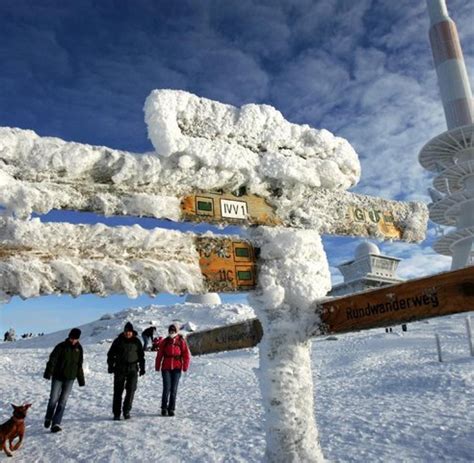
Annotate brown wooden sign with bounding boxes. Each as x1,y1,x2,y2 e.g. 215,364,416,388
187,318,263,356
316,266,474,335
181,190,418,241
0,234,257,297
186,266,474,354
0,172,425,241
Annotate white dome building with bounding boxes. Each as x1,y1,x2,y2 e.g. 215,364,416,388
354,241,381,259
330,241,403,297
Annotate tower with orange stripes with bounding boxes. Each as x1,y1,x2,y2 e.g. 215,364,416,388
419,0,474,269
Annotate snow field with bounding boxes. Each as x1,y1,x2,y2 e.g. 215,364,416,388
314,317,474,462
0,345,264,463
1,307,472,462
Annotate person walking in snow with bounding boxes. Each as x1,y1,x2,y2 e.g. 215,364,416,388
141,325,157,351
43,328,85,433
107,322,145,421
155,324,190,417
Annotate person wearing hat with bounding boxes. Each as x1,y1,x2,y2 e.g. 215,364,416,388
155,324,191,417
43,327,85,433
107,322,145,420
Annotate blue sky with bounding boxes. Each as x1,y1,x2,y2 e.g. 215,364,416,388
0,0,472,334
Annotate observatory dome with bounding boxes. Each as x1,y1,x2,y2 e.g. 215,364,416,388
355,242,380,259
185,293,222,305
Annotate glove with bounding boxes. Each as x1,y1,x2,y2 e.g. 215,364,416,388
43,371,51,380
78,380,85,387
139,369,145,377
108,365,114,374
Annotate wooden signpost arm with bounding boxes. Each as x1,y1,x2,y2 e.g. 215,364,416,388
0,143,428,241
0,220,257,298
187,266,474,356
313,266,474,336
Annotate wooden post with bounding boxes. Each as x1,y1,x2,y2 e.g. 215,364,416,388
466,317,474,357
435,334,443,362
249,227,330,463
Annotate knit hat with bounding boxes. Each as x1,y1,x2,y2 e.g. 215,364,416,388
68,328,81,340
168,324,178,333
124,322,134,332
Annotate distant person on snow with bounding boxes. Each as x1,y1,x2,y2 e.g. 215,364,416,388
141,326,157,351
43,328,85,433
155,324,190,417
5,329,15,342
107,322,145,421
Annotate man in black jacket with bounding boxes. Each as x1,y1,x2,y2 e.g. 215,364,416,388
107,322,145,420
43,328,85,433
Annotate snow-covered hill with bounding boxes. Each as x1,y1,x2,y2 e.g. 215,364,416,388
0,303,472,462
1,302,255,349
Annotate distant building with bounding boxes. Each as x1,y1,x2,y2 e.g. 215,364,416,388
329,241,403,297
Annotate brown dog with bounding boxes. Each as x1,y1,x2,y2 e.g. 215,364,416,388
0,403,32,457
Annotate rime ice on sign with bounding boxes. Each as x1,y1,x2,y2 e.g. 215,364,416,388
144,89,360,192
0,89,429,463
0,98,427,242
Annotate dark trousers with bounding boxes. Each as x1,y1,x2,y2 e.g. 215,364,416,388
142,334,152,350
113,370,138,417
45,379,74,426
161,369,181,412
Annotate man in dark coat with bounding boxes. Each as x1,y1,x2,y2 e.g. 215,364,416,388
43,328,85,433
107,322,145,420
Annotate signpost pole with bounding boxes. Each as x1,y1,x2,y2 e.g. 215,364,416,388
435,334,443,362
249,227,330,463
466,317,474,357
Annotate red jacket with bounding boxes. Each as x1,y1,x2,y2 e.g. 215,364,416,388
155,335,191,372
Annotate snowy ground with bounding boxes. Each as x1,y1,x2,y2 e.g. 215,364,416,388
0,303,473,462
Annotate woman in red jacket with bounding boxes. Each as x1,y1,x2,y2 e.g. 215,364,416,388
155,324,191,416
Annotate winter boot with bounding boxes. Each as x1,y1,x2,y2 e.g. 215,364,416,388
123,413,131,420
113,415,121,421
44,419,51,429
168,410,175,417
161,409,167,416
51,424,62,433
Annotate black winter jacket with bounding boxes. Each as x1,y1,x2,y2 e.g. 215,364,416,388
44,339,85,386
107,332,145,375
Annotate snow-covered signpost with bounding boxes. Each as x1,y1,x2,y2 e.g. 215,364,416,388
0,90,431,462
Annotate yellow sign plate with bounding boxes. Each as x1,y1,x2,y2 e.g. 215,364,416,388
182,192,281,227
196,237,258,292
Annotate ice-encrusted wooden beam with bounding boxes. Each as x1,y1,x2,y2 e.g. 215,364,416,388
186,266,474,355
